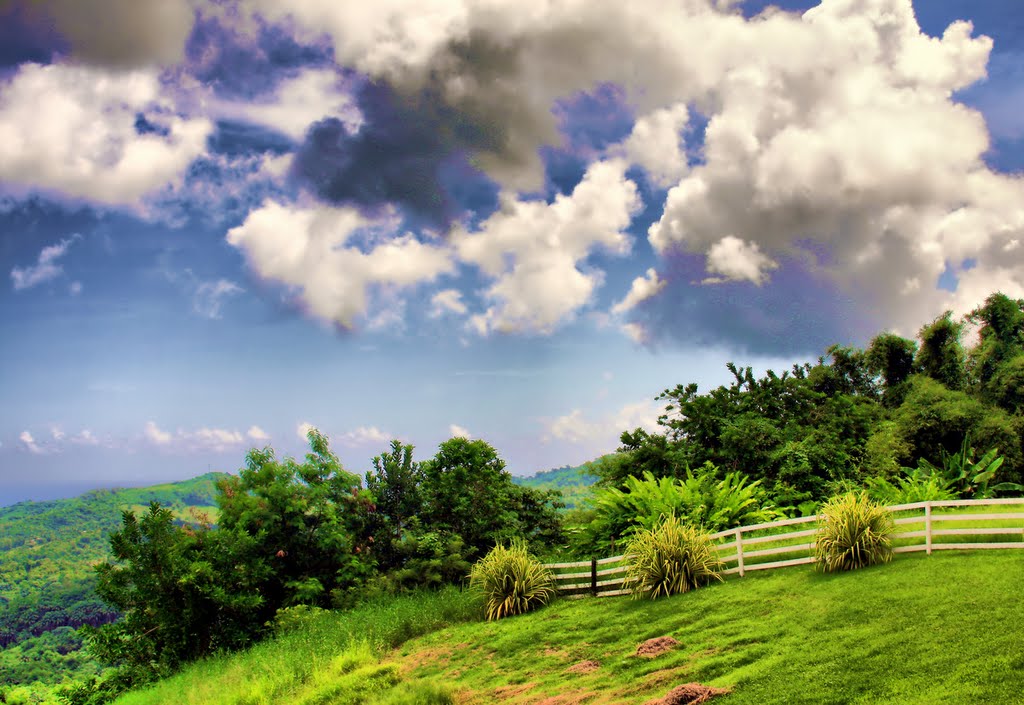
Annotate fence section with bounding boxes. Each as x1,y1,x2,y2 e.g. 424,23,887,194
545,498,1024,596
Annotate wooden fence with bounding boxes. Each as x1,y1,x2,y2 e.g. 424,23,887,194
544,498,1024,597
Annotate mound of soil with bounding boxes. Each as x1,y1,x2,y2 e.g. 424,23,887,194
647,683,731,705
565,660,600,674
636,636,680,658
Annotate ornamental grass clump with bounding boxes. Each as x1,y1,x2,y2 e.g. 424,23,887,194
469,540,555,621
624,515,723,600
814,491,894,572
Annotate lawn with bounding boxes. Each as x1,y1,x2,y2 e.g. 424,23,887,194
111,549,1024,704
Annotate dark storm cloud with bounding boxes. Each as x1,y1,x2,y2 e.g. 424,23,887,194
0,2,68,68
631,251,878,356
291,80,499,230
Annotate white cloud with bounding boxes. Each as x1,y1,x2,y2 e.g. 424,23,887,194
611,268,666,315
193,279,244,319
144,421,173,445
247,425,270,442
228,200,455,328
224,68,361,140
429,289,468,318
72,429,101,446
448,424,472,438
339,426,391,447
616,103,690,187
50,426,65,441
544,399,661,447
0,63,211,207
19,431,44,455
297,421,317,442
69,281,83,296
146,421,250,452
456,159,641,335
702,236,779,286
11,235,79,291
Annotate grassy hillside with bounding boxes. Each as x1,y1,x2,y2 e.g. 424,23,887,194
514,461,600,509
103,550,1024,704
0,473,226,687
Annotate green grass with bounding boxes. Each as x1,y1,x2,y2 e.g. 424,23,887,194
110,587,478,705
108,550,1024,704
397,551,1024,704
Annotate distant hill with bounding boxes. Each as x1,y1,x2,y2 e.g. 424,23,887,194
0,473,227,687
513,460,602,509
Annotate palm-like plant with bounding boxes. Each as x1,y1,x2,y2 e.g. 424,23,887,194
469,541,555,621
624,515,723,599
814,492,894,572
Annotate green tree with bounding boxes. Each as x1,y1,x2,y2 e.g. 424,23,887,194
419,438,519,557
916,311,966,390
86,504,263,686
866,332,917,406
215,429,376,616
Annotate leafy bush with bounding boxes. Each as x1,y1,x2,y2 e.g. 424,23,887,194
864,470,957,505
624,515,723,600
814,492,894,572
469,541,555,621
570,465,781,556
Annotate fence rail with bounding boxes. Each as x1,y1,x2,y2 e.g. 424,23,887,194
543,498,1024,597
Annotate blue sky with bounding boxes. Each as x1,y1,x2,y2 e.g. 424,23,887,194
1,0,1023,505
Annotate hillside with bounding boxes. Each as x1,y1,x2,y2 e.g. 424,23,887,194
99,550,1024,704
513,460,602,509
0,473,227,687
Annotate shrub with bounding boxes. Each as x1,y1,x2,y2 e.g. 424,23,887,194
864,470,957,505
814,492,894,572
469,541,555,621
624,515,723,600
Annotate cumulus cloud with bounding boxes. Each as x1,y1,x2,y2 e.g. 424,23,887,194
448,424,472,438
0,63,212,207
146,420,250,452
296,421,317,442
11,235,79,291
227,200,455,328
339,426,391,447
19,431,44,455
544,399,661,446
702,236,779,286
457,159,641,335
72,430,101,446
247,425,270,442
616,103,690,187
611,268,666,316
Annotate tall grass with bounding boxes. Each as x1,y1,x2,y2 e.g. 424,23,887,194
112,587,477,705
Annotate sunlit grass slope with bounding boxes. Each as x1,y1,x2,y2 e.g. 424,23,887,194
115,551,1024,705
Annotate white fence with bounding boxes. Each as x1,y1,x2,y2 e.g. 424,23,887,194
544,498,1024,596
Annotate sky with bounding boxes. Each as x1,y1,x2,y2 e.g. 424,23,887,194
1,0,1023,506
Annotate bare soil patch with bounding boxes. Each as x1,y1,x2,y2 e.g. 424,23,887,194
636,636,680,658
565,660,600,674
644,683,730,705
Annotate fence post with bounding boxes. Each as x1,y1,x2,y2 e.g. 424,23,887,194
925,502,932,556
591,558,598,596
735,527,745,578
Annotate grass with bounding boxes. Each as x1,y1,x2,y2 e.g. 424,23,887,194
397,551,1024,704
110,550,1024,704
110,587,478,705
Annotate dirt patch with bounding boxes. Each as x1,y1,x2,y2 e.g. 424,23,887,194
565,660,600,674
636,636,680,658
644,683,731,705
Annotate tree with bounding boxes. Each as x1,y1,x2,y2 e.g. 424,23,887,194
215,429,376,616
86,504,263,686
419,437,519,557
866,333,917,406
916,311,966,390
